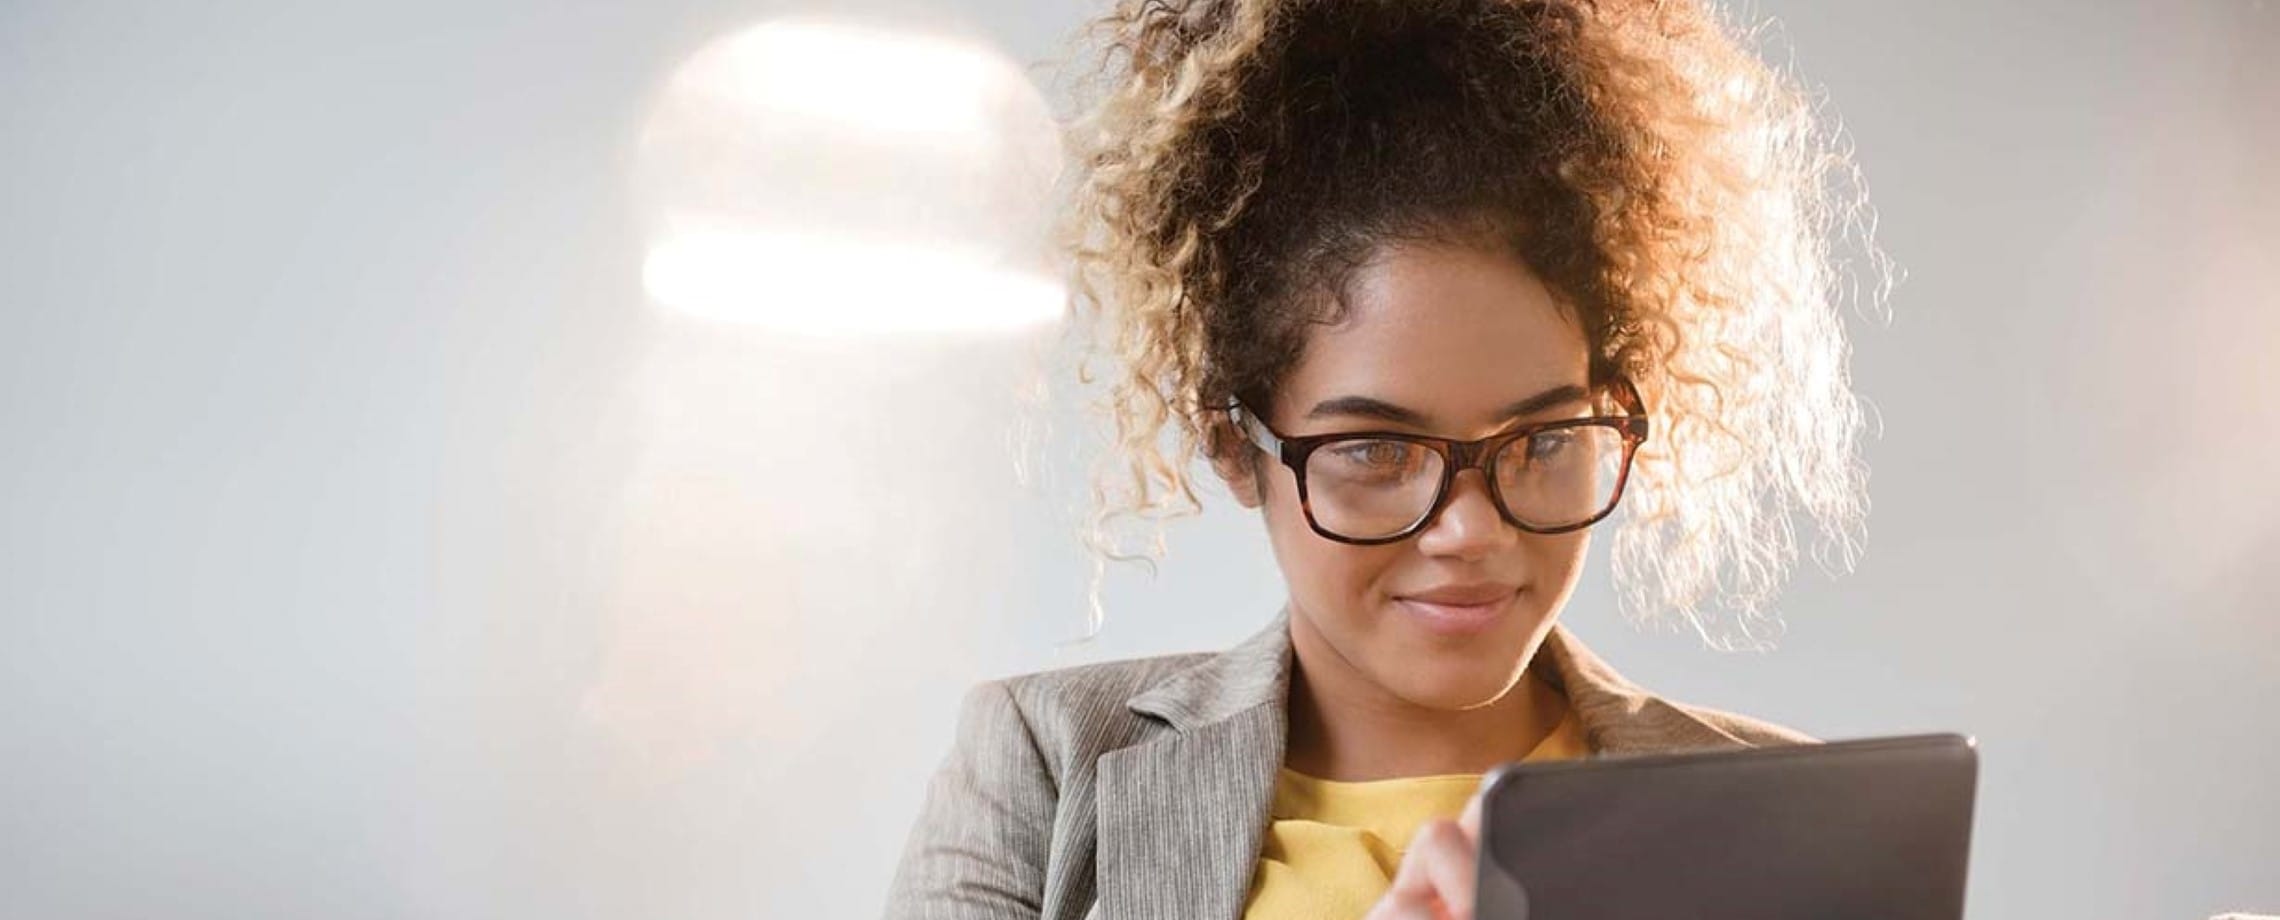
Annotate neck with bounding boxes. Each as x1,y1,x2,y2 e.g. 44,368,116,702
1282,619,1567,782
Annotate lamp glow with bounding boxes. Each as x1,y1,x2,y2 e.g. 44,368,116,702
632,19,1064,335
642,227,1065,334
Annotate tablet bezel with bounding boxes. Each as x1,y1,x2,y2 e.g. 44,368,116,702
1475,732,1978,920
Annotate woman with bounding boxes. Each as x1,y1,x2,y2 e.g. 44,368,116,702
888,0,1877,917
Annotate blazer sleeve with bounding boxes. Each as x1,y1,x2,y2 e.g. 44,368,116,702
883,679,1058,920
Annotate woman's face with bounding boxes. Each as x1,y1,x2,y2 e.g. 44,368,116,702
1219,240,1595,712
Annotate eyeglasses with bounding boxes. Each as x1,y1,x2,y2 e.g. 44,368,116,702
1227,379,1650,545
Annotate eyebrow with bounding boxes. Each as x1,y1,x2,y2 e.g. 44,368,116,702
1303,384,1591,429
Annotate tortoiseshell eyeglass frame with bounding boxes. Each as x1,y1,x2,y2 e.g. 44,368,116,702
1224,377,1651,545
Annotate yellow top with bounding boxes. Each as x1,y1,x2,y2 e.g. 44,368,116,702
1240,710,1591,919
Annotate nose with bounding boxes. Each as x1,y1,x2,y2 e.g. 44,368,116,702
1413,468,1517,559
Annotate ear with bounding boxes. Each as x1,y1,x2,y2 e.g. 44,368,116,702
1203,412,1265,509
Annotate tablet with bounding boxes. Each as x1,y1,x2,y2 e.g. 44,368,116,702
1476,732,1978,920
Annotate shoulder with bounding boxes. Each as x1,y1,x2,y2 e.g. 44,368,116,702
1660,697,1820,747
1539,622,1818,753
946,650,1214,781
990,650,1211,738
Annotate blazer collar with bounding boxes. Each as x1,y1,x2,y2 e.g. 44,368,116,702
1124,604,1749,755
1530,613,1752,755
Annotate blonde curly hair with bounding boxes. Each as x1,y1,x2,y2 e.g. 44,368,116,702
1057,0,1888,648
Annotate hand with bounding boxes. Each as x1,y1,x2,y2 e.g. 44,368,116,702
1363,790,1484,920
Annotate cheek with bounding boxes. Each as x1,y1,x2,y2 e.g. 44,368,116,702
1520,531,1593,608
1257,480,1401,610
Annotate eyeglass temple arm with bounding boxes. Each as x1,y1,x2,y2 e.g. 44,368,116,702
1225,404,1283,457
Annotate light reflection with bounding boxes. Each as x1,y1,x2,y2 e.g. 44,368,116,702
703,22,1001,138
642,227,1064,334
632,17,1064,334
591,17,1067,780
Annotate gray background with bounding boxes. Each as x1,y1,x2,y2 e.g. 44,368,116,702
2,0,2274,918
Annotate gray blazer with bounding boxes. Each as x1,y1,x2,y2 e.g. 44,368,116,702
883,608,1815,920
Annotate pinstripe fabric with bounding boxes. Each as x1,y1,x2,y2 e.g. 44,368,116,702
883,607,1815,920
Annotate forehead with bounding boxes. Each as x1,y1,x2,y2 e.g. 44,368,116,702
1274,242,1590,431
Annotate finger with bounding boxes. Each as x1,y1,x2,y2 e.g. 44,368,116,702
1373,827,1457,920
1365,874,1453,920
1409,819,1478,920
1373,842,1439,919
1458,789,1484,842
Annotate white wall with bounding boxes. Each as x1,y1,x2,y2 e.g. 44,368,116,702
2,1,2273,918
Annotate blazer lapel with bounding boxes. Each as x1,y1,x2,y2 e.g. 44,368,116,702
1094,611,1293,920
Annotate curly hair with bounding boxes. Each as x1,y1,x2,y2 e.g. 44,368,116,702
1056,0,1889,648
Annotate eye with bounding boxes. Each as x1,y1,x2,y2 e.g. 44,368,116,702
1319,439,1433,483
1526,429,1577,463
1333,440,1418,468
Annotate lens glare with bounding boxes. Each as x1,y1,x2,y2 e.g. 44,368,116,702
1303,438,1445,539
1491,425,1624,530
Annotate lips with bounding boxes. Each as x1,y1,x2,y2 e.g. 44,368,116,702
1400,583,1520,606
1395,583,1519,636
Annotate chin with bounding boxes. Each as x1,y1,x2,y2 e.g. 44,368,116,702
1378,656,1525,711
1376,624,1538,709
